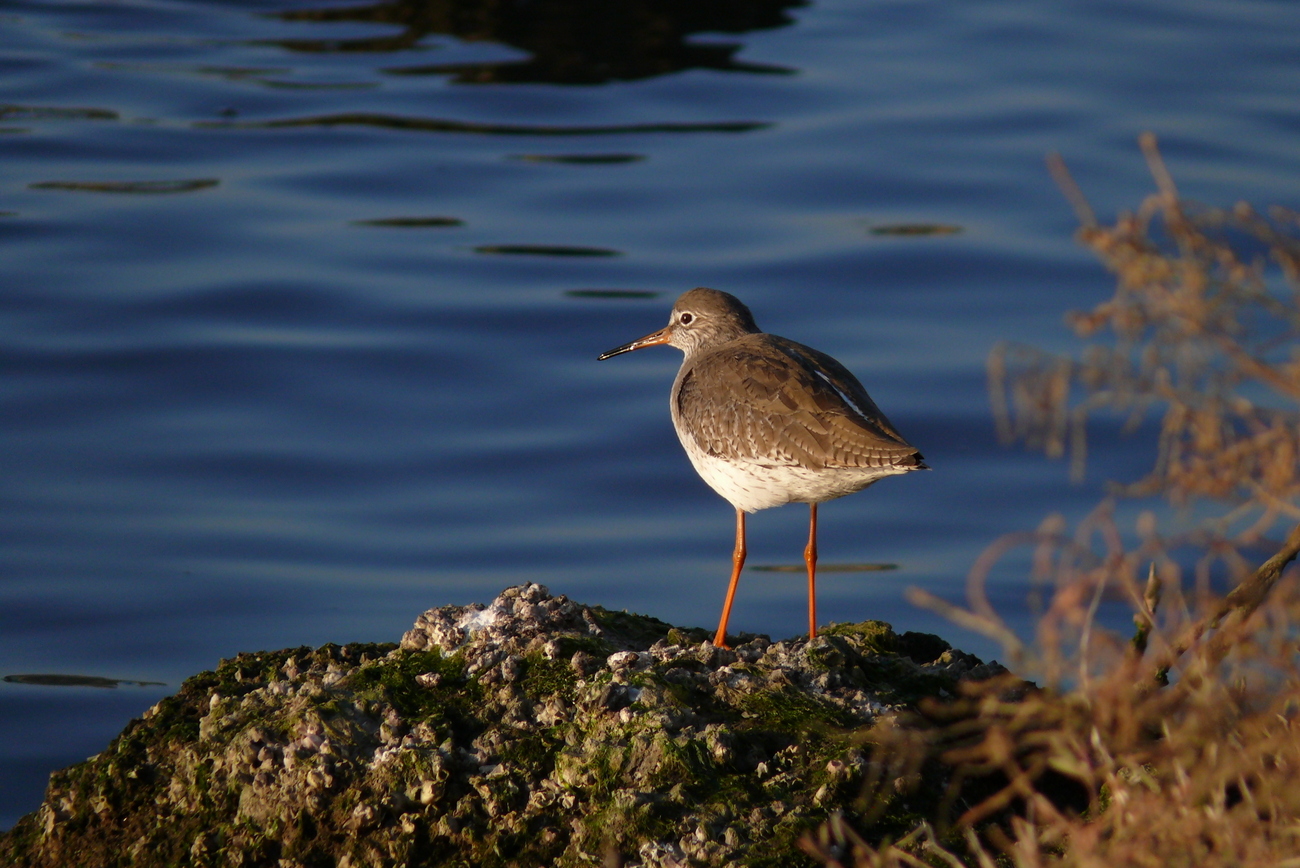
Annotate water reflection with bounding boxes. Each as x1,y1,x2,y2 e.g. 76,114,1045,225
352,216,466,227
28,179,219,194
202,114,772,135
272,0,804,83
473,244,622,257
868,224,964,237
1,104,118,135
510,153,646,164
0,105,118,122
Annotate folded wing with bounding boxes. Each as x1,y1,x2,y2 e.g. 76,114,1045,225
675,334,925,471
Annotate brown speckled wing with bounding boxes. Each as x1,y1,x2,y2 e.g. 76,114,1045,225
675,334,924,470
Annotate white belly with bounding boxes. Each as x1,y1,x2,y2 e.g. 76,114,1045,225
678,433,908,513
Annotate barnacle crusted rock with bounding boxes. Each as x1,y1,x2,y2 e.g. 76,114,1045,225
0,584,1002,868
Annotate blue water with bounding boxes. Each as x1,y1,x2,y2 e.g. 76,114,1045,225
3,0,1299,829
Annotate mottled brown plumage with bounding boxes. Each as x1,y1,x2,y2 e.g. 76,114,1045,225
677,334,920,477
599,287,925,646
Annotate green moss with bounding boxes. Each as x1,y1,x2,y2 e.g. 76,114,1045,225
739,820,823,868
497,730,564,781
194,758,212,794
547,633,616,660
0,814,42,864
740,686,856,735
215,821,282,866
587,607,683,648
211,647,308,695
810,623,961,704
518,653,579,704
584,736,632,795
152,694,203,744
821,620,898,656
666,627,705,646
646,663,727,719
346,647,479,724
648,733,717,791
575,790,682,864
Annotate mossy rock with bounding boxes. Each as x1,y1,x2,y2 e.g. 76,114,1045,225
0,584,1001,868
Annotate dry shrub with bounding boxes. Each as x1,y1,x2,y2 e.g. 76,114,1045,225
803,137,1300,868
804,523,1300,868
989,133,1300,542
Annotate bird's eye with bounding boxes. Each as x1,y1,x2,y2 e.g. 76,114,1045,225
679,312,694,325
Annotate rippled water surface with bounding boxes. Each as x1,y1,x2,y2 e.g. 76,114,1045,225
3,0,1299,827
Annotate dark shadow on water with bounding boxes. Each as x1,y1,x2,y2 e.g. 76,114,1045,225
474,244,622,257
868,223,964,237
510,153,646,164
4,675,166,689
352,216,465,227
270,0,804,84
0,104,118,122
29,179,220,195
200,114,772,136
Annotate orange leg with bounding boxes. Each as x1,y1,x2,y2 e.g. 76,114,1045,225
714,508,746,648
805,503,818,640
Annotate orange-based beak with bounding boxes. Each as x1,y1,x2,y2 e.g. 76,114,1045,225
597,326,672,360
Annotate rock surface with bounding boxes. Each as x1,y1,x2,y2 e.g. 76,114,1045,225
0,584,1002,868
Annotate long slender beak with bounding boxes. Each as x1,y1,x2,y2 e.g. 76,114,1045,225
597,326,672,360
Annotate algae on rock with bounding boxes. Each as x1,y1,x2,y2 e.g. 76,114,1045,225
0,584,1002,868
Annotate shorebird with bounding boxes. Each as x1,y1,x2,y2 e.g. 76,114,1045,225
598,288,926,648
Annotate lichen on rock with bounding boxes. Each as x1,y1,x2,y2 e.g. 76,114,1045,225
0,583,1003,868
